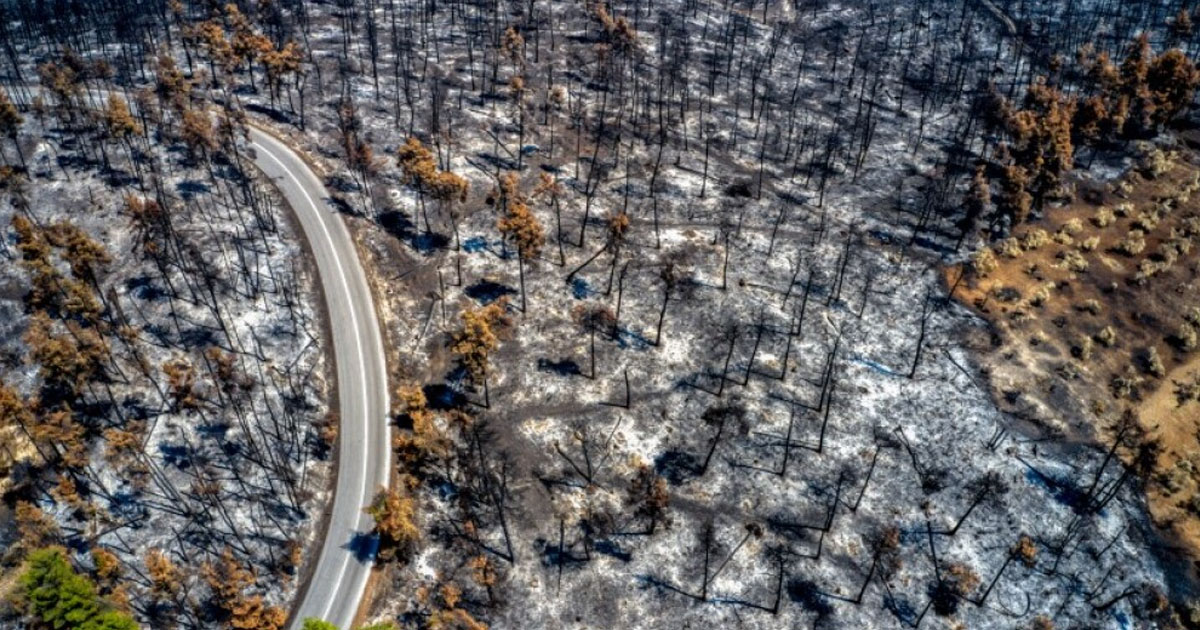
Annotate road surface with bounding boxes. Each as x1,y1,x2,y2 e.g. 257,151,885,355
28,82,391,630
247,128,391,630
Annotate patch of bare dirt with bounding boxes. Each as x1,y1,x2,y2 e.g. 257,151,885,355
947,151,1200,562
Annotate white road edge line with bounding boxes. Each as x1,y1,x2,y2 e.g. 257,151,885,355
29,82,388,628
251,136,376,625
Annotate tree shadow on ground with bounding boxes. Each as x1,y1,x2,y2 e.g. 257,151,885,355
177,179,210,199
472,151,520,173
126,275,167,301
787,578,834,617
465,279,516,304
326,174,362,195
377,209,450,254
654,450,700,485
178,326,220,350
377,209,417,241
243,102,293,125
412,232,450,253
423,381,467,412
158,443,192,469
594,539,632,562
537,358,581,376
344,530,380,562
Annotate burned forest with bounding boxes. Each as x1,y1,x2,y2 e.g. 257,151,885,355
3,1,1200,630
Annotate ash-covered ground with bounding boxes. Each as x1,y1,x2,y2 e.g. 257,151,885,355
2,0,1197,628
0,85,332,626
247,0,1190,628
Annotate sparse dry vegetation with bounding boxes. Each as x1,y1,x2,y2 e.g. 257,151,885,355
949,154,1200,579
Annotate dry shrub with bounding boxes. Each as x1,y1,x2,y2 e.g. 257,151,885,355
998,237,1024,258
1111,368,1143,399
1013,535,1038,567
1183,216,1200,237
1174,236,1193,255
1133,211,1160,232
1135,259,1162,282
1175,373,1200,406
1022,228,1050,249
1176,323,1198,352
1072,336,1095,361
1117,230,1147,256
945,563,981,596
1057,249,1089,272
1138,145,1172,179
1145,346,1166,378
1029,284,1052,307
971,248,998,277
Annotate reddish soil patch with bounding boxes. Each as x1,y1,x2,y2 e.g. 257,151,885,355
947,151,1200,560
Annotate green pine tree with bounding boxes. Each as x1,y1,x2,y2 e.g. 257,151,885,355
18,547,138,630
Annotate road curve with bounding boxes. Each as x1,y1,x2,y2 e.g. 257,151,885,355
29,82,391,629
247,128,391,630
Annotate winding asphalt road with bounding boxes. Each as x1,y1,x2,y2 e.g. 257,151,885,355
30,81,390,629
247,128,391,630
